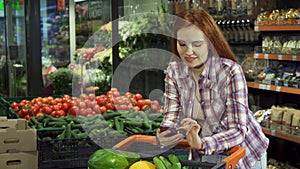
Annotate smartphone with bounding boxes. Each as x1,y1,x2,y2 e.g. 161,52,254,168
159,125,178,137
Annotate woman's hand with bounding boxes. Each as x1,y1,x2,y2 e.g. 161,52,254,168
179,118,203,150
156,128,183,148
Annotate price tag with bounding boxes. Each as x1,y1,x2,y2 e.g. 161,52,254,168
264,53,269,59
278,54,282,60
254,26,259,31
265,85,271,90
292,55,297,61
276,86,281,92
270,130,276,136
259,84,266,90
254,53,258,59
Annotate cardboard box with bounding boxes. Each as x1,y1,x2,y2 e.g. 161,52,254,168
0,117,28,130
0,117,37,153
0,151,38,169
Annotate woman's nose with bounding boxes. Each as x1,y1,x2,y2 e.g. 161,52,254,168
186,45,193,55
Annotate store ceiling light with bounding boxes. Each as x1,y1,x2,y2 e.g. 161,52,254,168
74,0,86,2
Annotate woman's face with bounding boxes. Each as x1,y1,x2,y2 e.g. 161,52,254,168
176,25,208,69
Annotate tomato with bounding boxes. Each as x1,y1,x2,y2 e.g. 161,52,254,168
150,104,159,112
47,96,54,101
31,106,39,115
57,110,66,117
69,106,79,115
80,93,88,100
144,99,151,106
134,93,143,101
97,97,107,106
52,105,60,111
86,107,93,115
54,98,62,103
44,106,52,115
18,110,24,117
10,102,19,109
13,107,19,112
35,112,44,119
130,98,137,106
124,92,132,98
79,109,87,116
84,100,92,108
51,111,57,117
88,93,96,101
132,106,140,112
122,97,131,105
110,88,118,92
112,91,120,97
137,100,145,108
141,105,149,111
61,103,69,111
105,103,115,110
78,101,86,109
63,94,71,99
50,100,57,105
99,106,107,114
42,98,49,104
24,115,31,120
93,105,100,113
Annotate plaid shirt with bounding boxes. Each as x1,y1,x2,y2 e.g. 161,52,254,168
162,55,269,168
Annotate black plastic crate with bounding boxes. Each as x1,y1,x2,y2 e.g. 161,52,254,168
37,129,128,169
0,98,19,119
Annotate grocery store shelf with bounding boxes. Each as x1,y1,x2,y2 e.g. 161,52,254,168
262,127,300,144
247,82,300,95
254,53,300,61
254,25,300,31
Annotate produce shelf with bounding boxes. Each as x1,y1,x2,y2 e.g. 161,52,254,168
254,25,300,31
247,82,300,95
262,127,300,144
254,53,300,61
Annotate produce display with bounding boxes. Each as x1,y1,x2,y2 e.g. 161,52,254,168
8,88,163,119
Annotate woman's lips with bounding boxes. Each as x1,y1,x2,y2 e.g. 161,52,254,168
184,56,197,63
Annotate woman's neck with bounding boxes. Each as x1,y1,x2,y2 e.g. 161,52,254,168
191,65,205,81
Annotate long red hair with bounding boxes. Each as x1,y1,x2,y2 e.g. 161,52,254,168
173,8,237,62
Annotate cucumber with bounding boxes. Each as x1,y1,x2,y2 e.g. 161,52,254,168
168,154,181,168
159,156,172,168
114,117,124,132
65,123,72,139
103,111,121,120
47,121,67,128
124,120,143,128
153,156,167,169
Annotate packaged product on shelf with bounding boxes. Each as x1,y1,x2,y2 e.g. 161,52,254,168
281,107,294,134
270,106,284,131
291,110,300,136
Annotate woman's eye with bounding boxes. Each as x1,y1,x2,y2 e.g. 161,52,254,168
193,42,202,47
178,41,186,46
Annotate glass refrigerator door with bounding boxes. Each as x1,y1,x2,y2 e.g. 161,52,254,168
0,1,7,97
2,0,27,97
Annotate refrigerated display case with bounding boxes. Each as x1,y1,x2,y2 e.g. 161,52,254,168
0,0,27,97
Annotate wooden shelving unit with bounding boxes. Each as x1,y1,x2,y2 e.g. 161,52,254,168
254,25,300,31
262,127,300,144
247,82,300,95
254,53,300,61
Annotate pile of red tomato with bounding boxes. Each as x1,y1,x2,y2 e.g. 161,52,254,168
10,88,163,119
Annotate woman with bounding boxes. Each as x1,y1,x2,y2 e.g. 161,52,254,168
156,8,269,169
